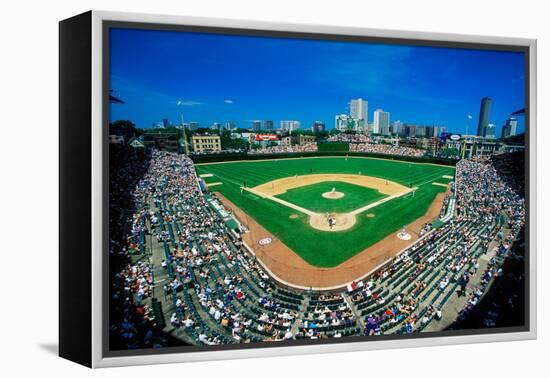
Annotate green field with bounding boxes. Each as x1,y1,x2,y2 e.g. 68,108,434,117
196,156,454,267
318,142,349,152
276,181,386,213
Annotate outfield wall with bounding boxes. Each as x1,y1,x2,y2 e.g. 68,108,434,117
317,142,350,152
190,151,458,166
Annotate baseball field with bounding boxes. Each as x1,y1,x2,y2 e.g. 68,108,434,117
196,156,455,268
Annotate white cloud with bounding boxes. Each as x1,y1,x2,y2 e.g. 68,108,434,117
223,99,234,104
176,99,202,106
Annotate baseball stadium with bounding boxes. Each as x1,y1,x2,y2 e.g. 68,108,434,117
109,145,526,349
107,26,526,351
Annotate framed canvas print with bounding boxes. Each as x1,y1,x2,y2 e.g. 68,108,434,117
59,10,537,368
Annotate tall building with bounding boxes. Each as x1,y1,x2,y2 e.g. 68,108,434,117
349,98,368,122
210,122,221,130
280,120,301,132
373,109,390,135
335,114,354,131
349,98,368,132
477,97,492,137
392,120,404,135
415,125,427,138
224,121,236,130
366,121,374,133
501,117,518,138
188,121,199,131
162,118,170,128
264,120,274,130
405,124,416,138
251,120,262,131
355,119,367,133
312,121,326,133
425,126,441,138
425,126,435,138
485,123,496,139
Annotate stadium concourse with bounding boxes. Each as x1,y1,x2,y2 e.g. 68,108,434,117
109,147,525,349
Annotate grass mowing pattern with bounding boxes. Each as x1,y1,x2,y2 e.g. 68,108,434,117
196,157,455,267
276,181,387,213
318,143,349,152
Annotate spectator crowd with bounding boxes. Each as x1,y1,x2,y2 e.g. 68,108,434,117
108,144,525,348
248,143,318,155
349,142,426,157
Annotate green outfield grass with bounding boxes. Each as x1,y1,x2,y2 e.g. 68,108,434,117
275,181,387,213
196,156,455,267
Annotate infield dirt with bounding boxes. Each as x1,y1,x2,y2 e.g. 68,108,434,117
253,173,407,197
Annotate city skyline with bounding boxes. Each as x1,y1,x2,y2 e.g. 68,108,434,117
109,28,526,135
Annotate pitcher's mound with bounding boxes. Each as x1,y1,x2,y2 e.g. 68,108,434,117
322,191,344,199
289,214,299,219
309,213,356,232
366,213,375,218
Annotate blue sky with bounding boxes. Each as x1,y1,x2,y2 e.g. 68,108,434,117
109,28,526,135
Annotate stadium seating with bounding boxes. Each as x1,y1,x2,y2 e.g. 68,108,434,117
109,149,525,347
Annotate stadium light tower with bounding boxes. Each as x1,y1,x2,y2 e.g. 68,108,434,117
180,114,190,155
109,89,125,104
510,108,525,116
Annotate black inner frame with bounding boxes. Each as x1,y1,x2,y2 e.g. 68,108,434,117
102,19,531,358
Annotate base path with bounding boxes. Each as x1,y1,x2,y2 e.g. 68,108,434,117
349,187,416,216
242,187,316,216
308,187,416,232
215,190,447,290
246,174,415,232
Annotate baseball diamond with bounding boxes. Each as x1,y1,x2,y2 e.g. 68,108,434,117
276,180,388,214
196,156,455,276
